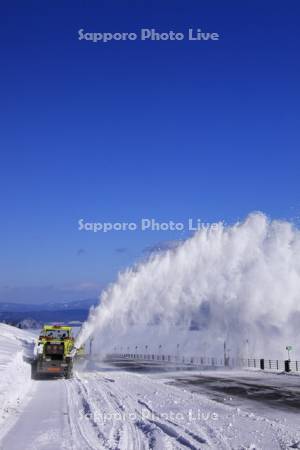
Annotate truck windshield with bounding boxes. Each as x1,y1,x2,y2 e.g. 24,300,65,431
44,329,69,339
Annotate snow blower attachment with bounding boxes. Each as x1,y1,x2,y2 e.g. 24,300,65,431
32,325,83,379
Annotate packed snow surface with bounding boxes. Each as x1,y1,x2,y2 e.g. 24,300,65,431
0,323,300,450
2,366,300,449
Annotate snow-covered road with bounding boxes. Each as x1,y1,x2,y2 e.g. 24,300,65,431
1,324,300,450
166,369,300,425
2,367,300,450
1,380,71,450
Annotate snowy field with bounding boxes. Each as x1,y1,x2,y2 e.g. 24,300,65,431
1,324,300,450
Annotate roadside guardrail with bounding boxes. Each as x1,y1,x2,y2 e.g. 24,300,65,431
106,353,300,373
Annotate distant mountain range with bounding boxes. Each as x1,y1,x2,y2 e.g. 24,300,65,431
0,298,99,326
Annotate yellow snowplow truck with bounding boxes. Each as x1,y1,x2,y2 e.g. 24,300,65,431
32,325,78,379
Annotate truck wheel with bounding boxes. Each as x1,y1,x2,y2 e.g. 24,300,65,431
65,362,73,379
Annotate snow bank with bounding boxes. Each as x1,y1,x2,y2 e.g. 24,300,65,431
0,323,35,433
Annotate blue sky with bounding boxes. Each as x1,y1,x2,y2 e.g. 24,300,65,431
0,1,299,303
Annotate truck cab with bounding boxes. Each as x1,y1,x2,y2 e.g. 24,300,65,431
33,325,75,379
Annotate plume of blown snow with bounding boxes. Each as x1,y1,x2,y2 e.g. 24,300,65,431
76,213,300,359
